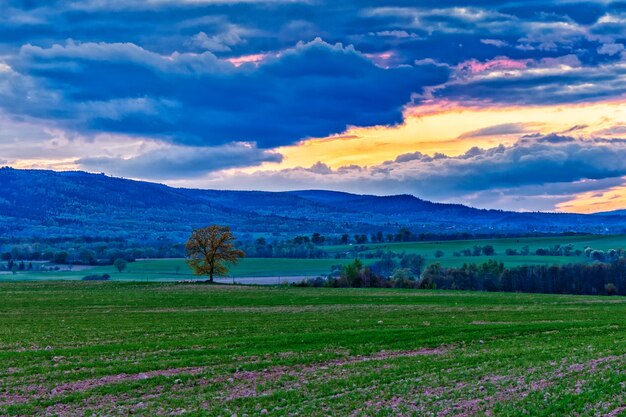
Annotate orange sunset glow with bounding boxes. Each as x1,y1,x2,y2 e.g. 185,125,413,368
267,100,626,172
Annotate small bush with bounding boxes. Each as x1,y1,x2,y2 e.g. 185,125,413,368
606,283,618,296
82,274,111,281
482,245,495,256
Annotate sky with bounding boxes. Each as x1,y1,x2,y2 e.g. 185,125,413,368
2,1,626,213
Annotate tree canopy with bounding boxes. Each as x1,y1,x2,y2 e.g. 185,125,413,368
113,258,127,273
185,225,245,282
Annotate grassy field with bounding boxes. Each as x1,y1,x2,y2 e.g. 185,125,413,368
326,234,626,268
326,233,626,254
0,282,625,416
0,255,574,283
3,235,626,283
0,258,356,282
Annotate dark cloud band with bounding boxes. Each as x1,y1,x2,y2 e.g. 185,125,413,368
5,38,448,148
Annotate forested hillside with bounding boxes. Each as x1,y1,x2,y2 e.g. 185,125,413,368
1,167,625,240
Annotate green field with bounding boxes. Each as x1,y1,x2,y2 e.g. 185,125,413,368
0,258,355,282
327,233,626,254
1,282,625,416
326,234,626,267
3,235,626,283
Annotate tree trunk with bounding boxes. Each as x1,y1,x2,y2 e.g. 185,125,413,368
210,269,214,283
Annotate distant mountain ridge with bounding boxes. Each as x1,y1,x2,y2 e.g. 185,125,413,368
594,209,626,216
0,167,625,240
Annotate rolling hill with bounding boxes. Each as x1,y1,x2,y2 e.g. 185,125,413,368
0,167,625,240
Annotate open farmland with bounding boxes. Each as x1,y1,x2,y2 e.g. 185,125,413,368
0,255,574,283
326,234,626,266
326,233,626,255
1,282,625,416
2,235,626,283
0,258,357,283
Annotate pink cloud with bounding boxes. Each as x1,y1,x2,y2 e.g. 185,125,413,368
226,53,273,67
363,51,395,68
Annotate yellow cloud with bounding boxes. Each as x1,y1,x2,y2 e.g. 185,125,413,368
232,98,626,213
256,99,626,170
556,180,626,214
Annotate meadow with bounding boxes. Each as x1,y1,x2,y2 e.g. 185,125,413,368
327,234,626,268
2,234,626,283
0,282,625,416
0,258,351,283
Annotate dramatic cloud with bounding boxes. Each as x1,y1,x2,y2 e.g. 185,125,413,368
3,0,626,210
206,135,626,211
3,38,448,148
437,54,626,106
78,143,282,179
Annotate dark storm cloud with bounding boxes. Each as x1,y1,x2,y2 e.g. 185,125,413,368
2,1,624,65
2,3,625,99
4,38,449,148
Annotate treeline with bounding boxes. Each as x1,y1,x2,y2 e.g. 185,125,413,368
238,237,327,259
243,230,590,249
246,230,475,249
298,258,626,296
452,245,496,257
0,231,599,263
420,260,626,296
0,239,186,265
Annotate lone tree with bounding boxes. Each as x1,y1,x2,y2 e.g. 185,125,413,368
185,225,245,282
113,258,128,273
